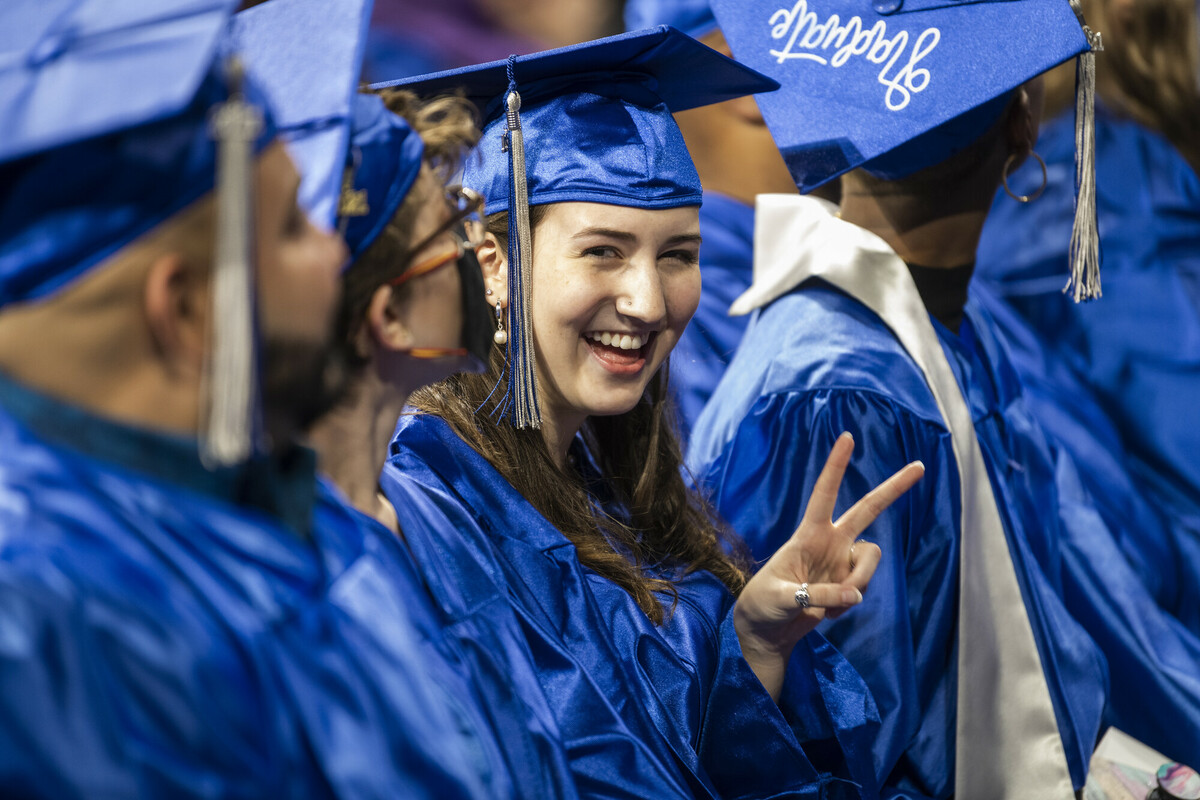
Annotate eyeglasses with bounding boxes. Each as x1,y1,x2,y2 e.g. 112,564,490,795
388,226,478,289
394,185,484,274
385,187,487,361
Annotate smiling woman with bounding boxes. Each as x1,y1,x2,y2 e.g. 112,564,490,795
380,27,923,800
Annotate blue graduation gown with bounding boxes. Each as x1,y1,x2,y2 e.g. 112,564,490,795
385,411,883,800
688,199,1107,798
969,283,1200,766
0,373,501,799
975,106,1200,624
670,191,755,441
381,473,579,799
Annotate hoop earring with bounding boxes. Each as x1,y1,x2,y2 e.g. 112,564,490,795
1002,151,1047,203
493,301,508,346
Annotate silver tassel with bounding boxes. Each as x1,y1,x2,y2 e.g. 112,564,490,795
506,88,542,429
1065,1,1104,302
202,56,262,466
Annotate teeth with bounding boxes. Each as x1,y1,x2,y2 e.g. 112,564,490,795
587,332,647,350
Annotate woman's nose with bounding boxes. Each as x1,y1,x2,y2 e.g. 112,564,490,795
614,258,667,324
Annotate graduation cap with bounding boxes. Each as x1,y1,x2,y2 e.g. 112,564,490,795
713,0,1104,301
624,0,719,39
0,0,278,465
235,0,419,262
233,0,423,267
336,94,425,262
234,0,375,232
374,26,779,428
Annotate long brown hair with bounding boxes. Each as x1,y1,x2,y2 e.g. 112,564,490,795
410,209,752,624
1044,0,1200,174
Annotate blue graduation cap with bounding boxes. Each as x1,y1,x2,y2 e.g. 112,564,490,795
624,0,719,39
0,0,278,465
713,0,1105,300
373,26,779,428
235,0,425,262
234,0,375,231
337,93,425,261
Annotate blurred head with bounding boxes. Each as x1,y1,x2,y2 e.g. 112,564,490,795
335,90,487,395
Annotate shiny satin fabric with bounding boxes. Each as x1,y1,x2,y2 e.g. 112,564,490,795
0,400,500,798
464,87,703,216
382,473,579,799
385,411,881,799
670,191,756,443
976,106,1200,630
689,280,1107,798
971,283,1200,767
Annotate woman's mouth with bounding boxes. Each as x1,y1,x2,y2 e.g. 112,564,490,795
583,330,656,375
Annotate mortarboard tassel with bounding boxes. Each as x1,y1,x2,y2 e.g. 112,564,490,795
501,56,542,429
1065,0,1104,302
202,56,262,467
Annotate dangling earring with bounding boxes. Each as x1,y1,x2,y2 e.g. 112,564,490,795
493,301,508,345
1002,151,1047,203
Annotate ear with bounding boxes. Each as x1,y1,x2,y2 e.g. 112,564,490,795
144,252,206,380
364,283,416,354
475,232,509,308
1005,85,1038,158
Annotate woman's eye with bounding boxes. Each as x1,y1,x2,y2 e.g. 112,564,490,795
661,249,699,265
582,246,621,259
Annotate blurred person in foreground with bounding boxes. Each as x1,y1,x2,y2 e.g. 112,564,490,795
0,1,502,796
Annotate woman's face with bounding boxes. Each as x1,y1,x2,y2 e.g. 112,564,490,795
391,169,466,357
526,201,701,428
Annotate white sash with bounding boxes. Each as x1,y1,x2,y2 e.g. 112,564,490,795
738,194,1074,799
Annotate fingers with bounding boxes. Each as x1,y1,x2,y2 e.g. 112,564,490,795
803,432,856,525
835,460,924,536
790,581,864,611
843,541,882,593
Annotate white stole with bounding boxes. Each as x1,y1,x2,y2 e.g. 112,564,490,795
734,194,1074,799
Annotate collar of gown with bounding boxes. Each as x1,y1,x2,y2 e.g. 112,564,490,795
730,194,896,316
0,369,317,538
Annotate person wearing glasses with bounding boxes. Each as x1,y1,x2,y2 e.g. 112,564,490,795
298,87,580,797
379,29,924,799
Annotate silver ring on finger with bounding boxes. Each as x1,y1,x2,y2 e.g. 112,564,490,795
794,583,811,609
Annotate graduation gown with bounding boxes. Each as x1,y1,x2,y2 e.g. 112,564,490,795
688,196,1107,799
975,106,1200,627
670,191,755,440
968,283,1200,766
385,410,884,800
0,372,502,799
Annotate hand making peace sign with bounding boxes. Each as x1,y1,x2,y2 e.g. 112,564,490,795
733,432,925,700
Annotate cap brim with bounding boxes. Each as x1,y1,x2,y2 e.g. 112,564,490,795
370,25,778,117
0,0,240,164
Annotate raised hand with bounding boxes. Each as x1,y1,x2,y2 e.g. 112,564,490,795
733,432,924,700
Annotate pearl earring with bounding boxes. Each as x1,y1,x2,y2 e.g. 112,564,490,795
493,301,508,346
